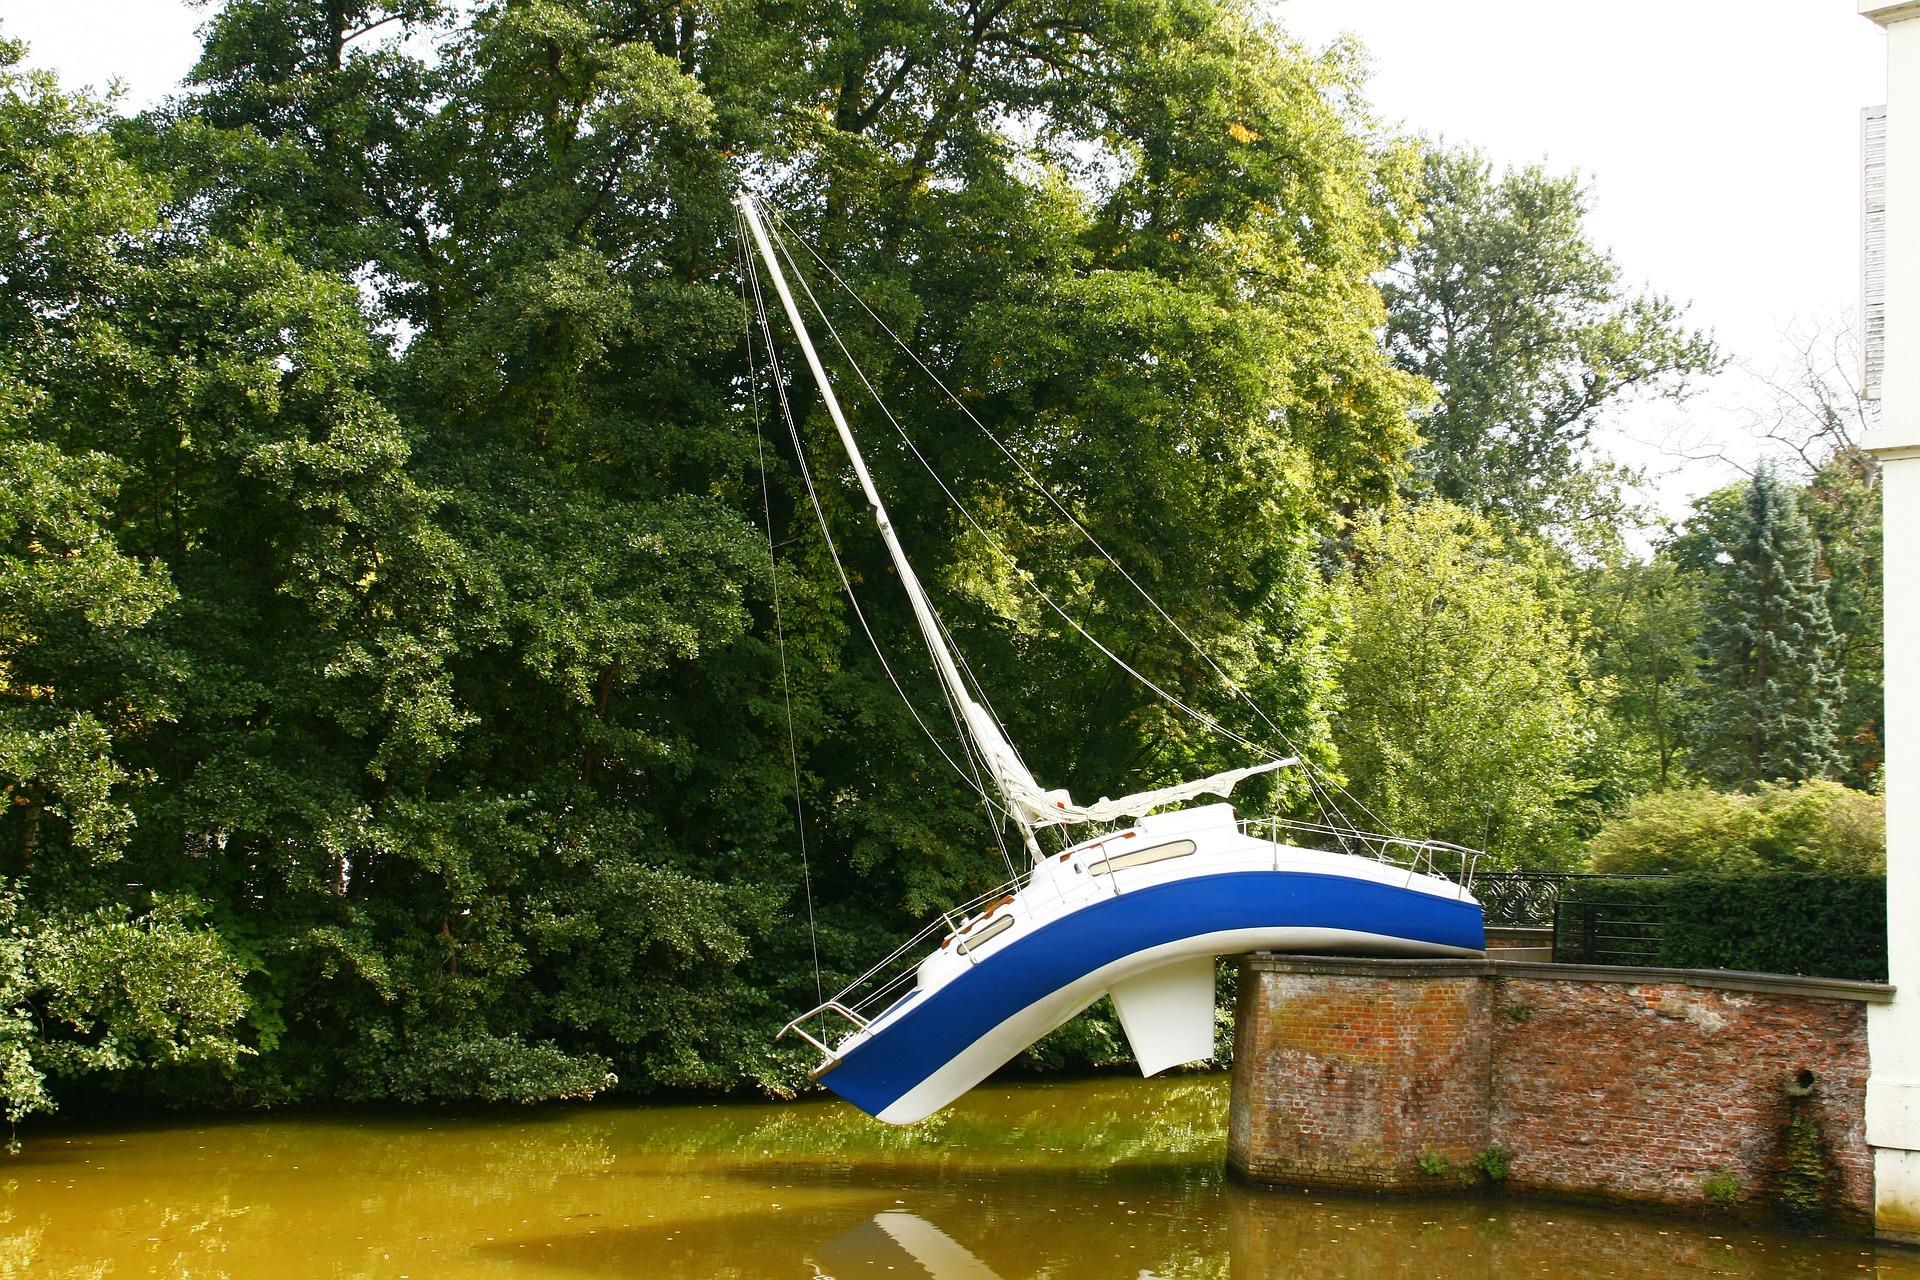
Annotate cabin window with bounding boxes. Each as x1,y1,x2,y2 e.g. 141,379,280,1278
1089,839,1196,876
955,914,1015,954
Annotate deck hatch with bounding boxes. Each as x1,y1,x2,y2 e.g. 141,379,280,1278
1090,839,1196,876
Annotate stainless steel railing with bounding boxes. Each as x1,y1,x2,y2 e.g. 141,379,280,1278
1240,817,1484,891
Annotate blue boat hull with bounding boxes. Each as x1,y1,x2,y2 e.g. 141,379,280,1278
820,868,1485,1121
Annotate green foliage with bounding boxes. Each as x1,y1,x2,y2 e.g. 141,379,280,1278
0,891,49,1130
1211,959,1238,1063
1801,451,1883,788
351,1028,615,1105
1384,146,1719,537
1661,873,1886,981
1686,465,1845,787
0,1,1443,1121
1018,999,1130,1075
1777,1110,1831,1221
1559,872,1886,982
0,890,252,1125
1587,782,1885,876
1579,557,1704,792
1702,1168,1742,1209
1335,503,1596,868
1416,1144,1511,1186
1470,1144,1513,1183
0,441,176,871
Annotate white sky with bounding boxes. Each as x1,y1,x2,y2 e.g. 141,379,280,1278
3,0,1892,525
1279,0,1887,524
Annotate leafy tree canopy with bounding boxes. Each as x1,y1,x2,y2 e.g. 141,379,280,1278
1333,502,1597,869
0,1,1435,1121
1577,556,1704,793
1383,146,1719,539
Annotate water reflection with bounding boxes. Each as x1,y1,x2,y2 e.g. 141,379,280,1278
800,1192,1920,1280
818,1213,1002,1280
5,1075,1918,1279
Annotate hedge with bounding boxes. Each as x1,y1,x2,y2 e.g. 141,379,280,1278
1555,873,1886,982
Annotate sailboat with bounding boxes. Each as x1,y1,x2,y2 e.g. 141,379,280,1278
736,194,1485,1126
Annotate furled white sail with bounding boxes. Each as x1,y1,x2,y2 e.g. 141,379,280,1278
961,700,1294,828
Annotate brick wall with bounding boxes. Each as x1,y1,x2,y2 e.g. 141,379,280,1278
1230,968,1490,1190
1228,956,1890,1226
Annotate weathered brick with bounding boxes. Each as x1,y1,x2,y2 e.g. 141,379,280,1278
1227,957,1876,1226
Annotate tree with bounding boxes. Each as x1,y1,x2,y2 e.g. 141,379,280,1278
0,41,254,1126
1739,319,1883,787
1334,503,1595,868
1687,464,1845,786
0,0,1447,1120
1383,146,1719,537
1802,450,1882,787
1580,557,1704,790
0,43,176,881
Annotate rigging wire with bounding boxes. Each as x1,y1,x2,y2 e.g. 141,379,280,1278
738,229,827,1013
762,234,1032,789
740,218,1022,836
766,209,1397,842
748,239,1021,879
765,217,1300,770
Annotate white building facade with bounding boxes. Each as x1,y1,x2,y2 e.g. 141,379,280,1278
1863,0,1920,1246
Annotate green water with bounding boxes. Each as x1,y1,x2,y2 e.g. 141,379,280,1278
6,1074,1917,1278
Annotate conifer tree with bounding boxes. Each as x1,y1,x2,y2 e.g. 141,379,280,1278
1690,464,1844,785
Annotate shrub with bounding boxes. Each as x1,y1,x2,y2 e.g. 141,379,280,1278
1587,782,1884,876
1557,873,1886,981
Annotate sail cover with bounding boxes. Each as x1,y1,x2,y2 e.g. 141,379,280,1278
961,701,1296,828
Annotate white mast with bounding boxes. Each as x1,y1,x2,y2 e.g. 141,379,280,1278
736,194,1046,861
738,193,1294,848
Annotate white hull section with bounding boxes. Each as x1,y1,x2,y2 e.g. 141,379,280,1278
874,923,1478,1124
787,803,1485,1123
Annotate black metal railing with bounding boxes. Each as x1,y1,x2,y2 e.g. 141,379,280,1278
1551,898,1666,965
1474,872,1667,928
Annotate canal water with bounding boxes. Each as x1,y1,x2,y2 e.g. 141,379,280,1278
7,1074,1917,1278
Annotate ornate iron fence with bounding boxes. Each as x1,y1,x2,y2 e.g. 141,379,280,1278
1473,872,1668,928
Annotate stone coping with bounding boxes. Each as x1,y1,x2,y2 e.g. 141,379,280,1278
1241,952,1896,1003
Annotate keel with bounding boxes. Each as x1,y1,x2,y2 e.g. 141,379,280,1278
1108,955,1218,1076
